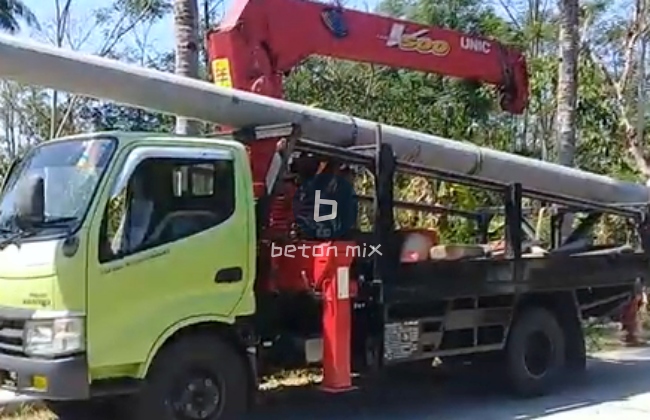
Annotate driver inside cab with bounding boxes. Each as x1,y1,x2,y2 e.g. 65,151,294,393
110,164,156,256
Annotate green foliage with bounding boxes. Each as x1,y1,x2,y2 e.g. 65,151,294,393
0,0,39,34
116,0,172,19
94,0,171,24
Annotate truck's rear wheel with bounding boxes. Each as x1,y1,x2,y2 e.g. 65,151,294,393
506,306,566,397
133,333,249,420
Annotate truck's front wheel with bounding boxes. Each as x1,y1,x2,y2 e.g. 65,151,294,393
134,333,249,420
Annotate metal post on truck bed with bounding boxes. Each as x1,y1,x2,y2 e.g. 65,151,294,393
373,125,397,282
639,212,650,253
504,182,523,260
368,124,396,371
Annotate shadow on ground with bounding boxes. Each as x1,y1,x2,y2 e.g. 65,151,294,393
250,349,650,419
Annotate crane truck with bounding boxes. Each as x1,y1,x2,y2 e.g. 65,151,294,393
0,1,647,419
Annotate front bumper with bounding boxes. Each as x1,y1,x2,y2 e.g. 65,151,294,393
0,353,89,400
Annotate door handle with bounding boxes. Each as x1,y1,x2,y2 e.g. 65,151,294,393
215,267,243,283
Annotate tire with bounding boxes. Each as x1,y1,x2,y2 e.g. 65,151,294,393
131,333,249,420
505,306,566,398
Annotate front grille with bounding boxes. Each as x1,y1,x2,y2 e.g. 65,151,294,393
0,319,25,356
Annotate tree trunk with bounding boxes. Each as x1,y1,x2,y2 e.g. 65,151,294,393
637,35,647,154
173,0,201,135
50,0,71,140
555,0,580,239
555,0,580,167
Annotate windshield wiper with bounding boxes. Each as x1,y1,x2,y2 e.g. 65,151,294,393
0,217,78,250
0,227,34,250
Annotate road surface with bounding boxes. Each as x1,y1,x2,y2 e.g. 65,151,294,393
251,348,650,419
1,348,649,419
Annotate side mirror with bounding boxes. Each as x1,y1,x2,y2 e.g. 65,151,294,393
14,174,44,228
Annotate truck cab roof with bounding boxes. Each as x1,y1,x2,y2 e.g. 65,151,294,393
46,131,247,153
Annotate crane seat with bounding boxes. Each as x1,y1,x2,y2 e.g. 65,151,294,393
429,244,488,261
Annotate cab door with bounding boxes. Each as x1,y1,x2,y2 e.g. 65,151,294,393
85,144,252,371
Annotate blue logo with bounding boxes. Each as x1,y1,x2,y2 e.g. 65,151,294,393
293,173,358,240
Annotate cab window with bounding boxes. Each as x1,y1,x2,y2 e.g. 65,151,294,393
99,156,235,263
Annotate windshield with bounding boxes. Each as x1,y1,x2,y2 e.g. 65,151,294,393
0,137,116,234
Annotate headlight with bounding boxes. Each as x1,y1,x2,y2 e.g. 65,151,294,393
24,317,85,357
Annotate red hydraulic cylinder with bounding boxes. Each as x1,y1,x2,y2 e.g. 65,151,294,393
313,242,357,393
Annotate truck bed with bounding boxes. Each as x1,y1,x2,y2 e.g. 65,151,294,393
385,248,648,302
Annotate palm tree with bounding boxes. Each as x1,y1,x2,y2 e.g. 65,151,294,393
555,0,579,237
0,0,39,34
173,0,201,135
555,0,579,168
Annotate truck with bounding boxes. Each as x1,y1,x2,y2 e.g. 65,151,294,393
0,1,647,419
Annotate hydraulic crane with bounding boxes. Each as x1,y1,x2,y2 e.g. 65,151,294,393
201,0,531,293
203,0,532,278
205,0,529,113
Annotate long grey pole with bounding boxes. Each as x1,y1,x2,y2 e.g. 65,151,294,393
0,34,646,205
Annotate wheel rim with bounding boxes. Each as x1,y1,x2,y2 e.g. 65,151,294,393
168,369,224,420
523,330,554,378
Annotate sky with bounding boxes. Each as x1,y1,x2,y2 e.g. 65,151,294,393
20,0,382,55
22,0,175,52
18,0,522,59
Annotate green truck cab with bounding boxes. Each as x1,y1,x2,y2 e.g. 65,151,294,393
0,132,257,418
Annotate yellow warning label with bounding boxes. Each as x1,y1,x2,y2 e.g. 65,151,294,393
212,58,233,88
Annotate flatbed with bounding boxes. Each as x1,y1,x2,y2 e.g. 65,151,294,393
240,127,647,399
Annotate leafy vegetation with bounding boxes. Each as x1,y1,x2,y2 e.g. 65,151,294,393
0,0,38,34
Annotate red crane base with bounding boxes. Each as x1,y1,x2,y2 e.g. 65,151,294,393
315,242,358,393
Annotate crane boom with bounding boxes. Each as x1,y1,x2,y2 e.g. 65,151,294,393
0,34,646,206
206,0,529,113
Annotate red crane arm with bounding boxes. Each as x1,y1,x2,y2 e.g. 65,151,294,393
206,0,529,114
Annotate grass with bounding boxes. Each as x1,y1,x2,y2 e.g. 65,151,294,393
0,405,51,420
584,309,650,352
3,313,648,420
